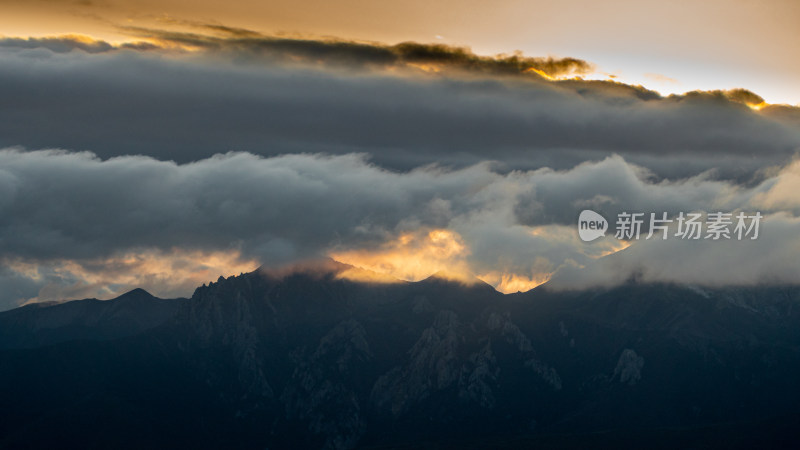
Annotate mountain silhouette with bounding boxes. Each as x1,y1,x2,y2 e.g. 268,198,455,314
1,261,800,449
0,288,185,349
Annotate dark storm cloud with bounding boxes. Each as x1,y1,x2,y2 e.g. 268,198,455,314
710,88,765,106
0,36,114,53
1,148,799,310
120,24,594,78
0,149,479,262
0,36,159,53
0,36,798,181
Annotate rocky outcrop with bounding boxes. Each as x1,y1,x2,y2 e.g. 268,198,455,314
614,348,644,386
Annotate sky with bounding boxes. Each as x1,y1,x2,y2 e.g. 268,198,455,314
2,0,799,105
1,0,800,309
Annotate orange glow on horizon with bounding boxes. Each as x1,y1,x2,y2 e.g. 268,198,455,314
6,249,259,304
477,271,550,293
329,228,473,283
330,224,637,293
330,228,561,292
334,266,405,284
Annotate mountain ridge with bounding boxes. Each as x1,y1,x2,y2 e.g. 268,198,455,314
0,288,186,349
2,265,800,448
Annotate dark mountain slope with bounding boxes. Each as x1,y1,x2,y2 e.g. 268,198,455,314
2,263,800,449
0,288,185,349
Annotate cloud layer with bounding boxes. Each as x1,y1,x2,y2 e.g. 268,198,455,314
0,34,799,181
2,32,800,309
1,148,799,310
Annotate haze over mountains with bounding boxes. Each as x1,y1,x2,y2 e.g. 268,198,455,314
2,260,800,449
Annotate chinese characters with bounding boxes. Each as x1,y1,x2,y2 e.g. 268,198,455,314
614,212,761,240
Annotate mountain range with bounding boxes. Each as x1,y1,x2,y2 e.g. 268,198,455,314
1,260,800,449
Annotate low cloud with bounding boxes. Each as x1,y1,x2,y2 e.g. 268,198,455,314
1,149,799,309
549,213,800,290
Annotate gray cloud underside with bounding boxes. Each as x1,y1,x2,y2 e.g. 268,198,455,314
2,148,799,310
0,150,759,261
0,37,798,181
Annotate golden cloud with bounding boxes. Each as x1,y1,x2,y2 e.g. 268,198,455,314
330,228,473,283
